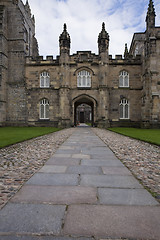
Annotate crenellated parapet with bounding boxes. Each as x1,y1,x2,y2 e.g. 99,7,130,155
109,54,141,65
71,51,99,64
26,56,59,66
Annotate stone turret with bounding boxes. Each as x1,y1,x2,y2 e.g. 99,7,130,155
146,0,156,30
98,22,109,63
59,23,71,55
98,22,109,54
124,43,129,59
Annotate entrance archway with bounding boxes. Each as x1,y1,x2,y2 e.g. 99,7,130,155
72,94,97,127
76,103,92,124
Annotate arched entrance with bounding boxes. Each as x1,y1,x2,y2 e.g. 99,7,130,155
72,94,97,127
76,104,92,124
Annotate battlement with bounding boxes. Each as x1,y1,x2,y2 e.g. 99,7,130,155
26,55,59,65
109,54,141,65
26,53,142,66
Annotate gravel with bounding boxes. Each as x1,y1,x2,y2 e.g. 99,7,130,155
93,128,160,201
0,128,75,209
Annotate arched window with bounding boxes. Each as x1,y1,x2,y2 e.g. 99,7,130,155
119,98,129,119
40,71,50,88
77,70,91,88
119,71,129,87
40,99,49,119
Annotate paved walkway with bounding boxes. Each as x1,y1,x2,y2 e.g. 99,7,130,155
0,127,160,240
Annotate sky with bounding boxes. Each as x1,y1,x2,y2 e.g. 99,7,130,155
22,0,160,58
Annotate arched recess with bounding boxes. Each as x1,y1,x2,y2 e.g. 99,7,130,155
72,94,97,126
73,66,95,76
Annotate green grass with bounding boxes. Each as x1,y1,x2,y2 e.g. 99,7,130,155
0,127,61,148
108,127,160,146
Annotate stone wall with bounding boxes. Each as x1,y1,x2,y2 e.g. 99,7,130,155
25,53,143,128
1,0,160,128
0,0,38,125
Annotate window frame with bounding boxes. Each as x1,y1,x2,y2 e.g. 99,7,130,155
119,98,129,119
39,98,50,120
77,70,91,88
40,71,50,88
119,71,129,88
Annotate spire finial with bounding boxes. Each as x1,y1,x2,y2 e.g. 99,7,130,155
64,23,67,31
147,0,156,17
102,22,105,30
124,43,129,58
59,23,71,54
98,22,109,41
146,0,156,29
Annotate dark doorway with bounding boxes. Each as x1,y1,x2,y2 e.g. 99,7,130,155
80,112,84,123
74,97,94,126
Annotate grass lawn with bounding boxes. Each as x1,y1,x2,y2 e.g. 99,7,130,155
108,127,160,146
0,127,61,148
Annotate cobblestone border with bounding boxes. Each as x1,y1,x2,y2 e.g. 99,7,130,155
0,128,75,209
92,128,160,202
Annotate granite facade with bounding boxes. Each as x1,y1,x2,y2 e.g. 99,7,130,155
0,0,159,128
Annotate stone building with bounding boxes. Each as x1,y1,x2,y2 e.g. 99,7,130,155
0,0,160,128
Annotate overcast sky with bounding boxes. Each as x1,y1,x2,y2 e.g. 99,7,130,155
22,0,160,57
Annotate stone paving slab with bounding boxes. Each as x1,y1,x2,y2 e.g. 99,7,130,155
81,159,124,167
53,154,72,158
90,154,118,160
102,167,132,175
55,149,81,154
26,173,79,186
39,165,67,173
80,175,143,188
45,158,81,166
72,154,90,159
63,205,160,239
0,203,66,234
11,185,97,204
81,149,114,154
59,146,76,150
98,188,159,205
66,166,102,175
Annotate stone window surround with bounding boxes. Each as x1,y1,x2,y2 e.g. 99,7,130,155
77,70,91,88
39,98,50,120
119,98,129,119
40,71,50,88
119,70,129,88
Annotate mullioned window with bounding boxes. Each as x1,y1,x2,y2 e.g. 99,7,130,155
119,71,129,87
40,71,50,88
77,70,91,88
39,99,49,119
119,98,129,119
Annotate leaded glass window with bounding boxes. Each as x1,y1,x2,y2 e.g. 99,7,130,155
119,98,129,119
119,71,129,87
77,70,91,87
40,72,50,88
40,99,49,119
